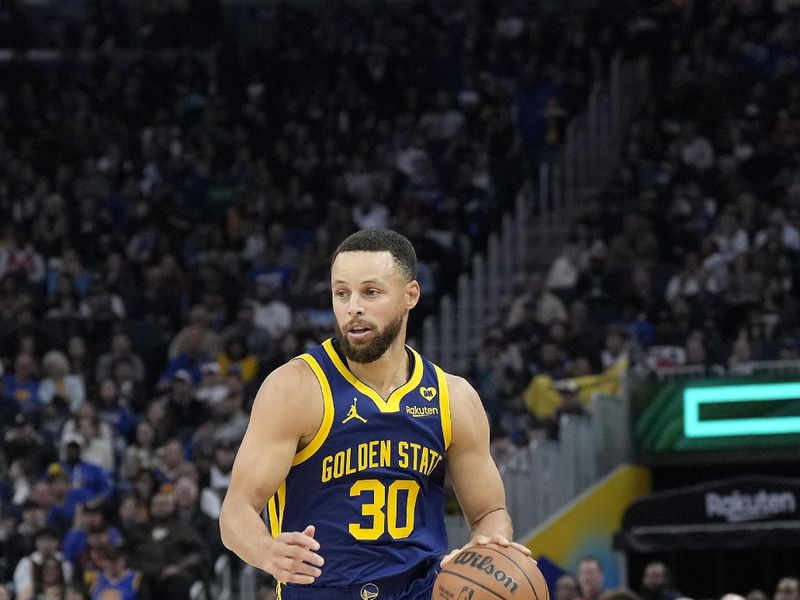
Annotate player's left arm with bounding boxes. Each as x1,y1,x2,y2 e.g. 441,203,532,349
442,374,532,565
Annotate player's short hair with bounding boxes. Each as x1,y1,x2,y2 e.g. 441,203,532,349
332,229,417,282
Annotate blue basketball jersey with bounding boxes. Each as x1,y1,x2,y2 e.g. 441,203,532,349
267,338,451,590
89,569,141,600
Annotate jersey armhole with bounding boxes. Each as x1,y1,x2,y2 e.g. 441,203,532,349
292,354,334,465
434,365,452,449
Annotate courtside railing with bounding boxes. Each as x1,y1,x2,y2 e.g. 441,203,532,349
444,392,631,547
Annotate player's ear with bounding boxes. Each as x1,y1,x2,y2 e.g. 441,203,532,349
405,280,420,310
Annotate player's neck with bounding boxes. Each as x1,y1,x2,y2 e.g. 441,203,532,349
347,337,410,399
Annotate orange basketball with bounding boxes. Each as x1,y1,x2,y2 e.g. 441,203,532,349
433,543,549,600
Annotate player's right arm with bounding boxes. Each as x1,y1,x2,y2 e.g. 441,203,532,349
219,359,325,584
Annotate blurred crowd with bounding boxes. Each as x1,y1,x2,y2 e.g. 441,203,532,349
555,559,799,600
1,0,798,598
0,0,631,598
475,0,800,445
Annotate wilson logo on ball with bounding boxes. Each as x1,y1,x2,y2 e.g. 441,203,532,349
453,551,519,593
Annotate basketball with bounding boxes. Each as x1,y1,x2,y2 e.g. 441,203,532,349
433,544,549,600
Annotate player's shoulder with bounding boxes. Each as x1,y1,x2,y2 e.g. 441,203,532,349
441,371,484,417
250,357,321,420
442,371,479,402
439,371,488,449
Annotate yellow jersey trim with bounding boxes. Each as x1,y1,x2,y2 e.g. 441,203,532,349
267,495,279,538
267,481,286,539
322,339,424,413
434,365,452,449
293,354,335,465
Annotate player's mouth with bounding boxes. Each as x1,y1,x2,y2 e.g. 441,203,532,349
346,325,373,342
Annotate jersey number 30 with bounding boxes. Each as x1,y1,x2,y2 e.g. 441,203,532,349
349,479,420,540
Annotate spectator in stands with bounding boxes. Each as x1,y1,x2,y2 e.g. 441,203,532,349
209,388,248,446
13,527,72,598
62,504,121,568
87,545,144,600
66,337,92,390
216,337,259,384
3,354,40,416
220,301,272,359
173,476,223,561
578,557,606,600
116,494,147,543
774,578,800,600
56,436,112,504
154,440,191,486
557,575,581,600
600,326,629,370
6,458,32,506
110,357,146,413
194,362,228,406
120,422,158,482
96,378,137,442
168,306,220,362
201,439,237,520
64,509,121,586
60,405,115,476
160,371,208,443
129,492,209,600
506,273,568,330
141,402,174,448
38,351,85,414
17,553,69,600
251,278,293,342
3,417,52,486
546,380,588,441
159,328,212,386
94,334,145,385
3,501,47,582
45,464,92,535
640,561,682,600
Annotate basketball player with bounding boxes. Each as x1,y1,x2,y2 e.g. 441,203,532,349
220,230,531,599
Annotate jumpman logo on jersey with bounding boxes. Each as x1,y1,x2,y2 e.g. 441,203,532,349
342,398,367,424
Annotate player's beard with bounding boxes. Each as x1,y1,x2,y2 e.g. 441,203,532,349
335,311,404,364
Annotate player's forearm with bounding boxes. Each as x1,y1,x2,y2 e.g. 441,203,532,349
469,507,513,541
219,497,274,571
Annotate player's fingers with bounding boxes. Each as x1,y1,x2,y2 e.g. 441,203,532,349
510,542,533,558
489,535,510,546
276,569,316,585
281,530,321,551
440,548,460,567
473,535,490,545
275,557,322,579
283,544,325,567
302,524,316,539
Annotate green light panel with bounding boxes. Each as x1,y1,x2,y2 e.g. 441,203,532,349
684,382,800,438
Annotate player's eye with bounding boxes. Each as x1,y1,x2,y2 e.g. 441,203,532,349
365,289,380,296
335,290,349,298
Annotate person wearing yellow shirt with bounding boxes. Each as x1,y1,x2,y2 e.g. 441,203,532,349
217,337,259,383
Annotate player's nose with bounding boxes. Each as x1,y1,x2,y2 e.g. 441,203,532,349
347,297,365,316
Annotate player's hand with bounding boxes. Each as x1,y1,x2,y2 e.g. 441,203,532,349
440,534,534,568
266,524,325,584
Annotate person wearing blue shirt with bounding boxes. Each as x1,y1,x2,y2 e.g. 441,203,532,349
88,545,145,600
60,436,113,502
45,464,94,534
3,354,41,416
